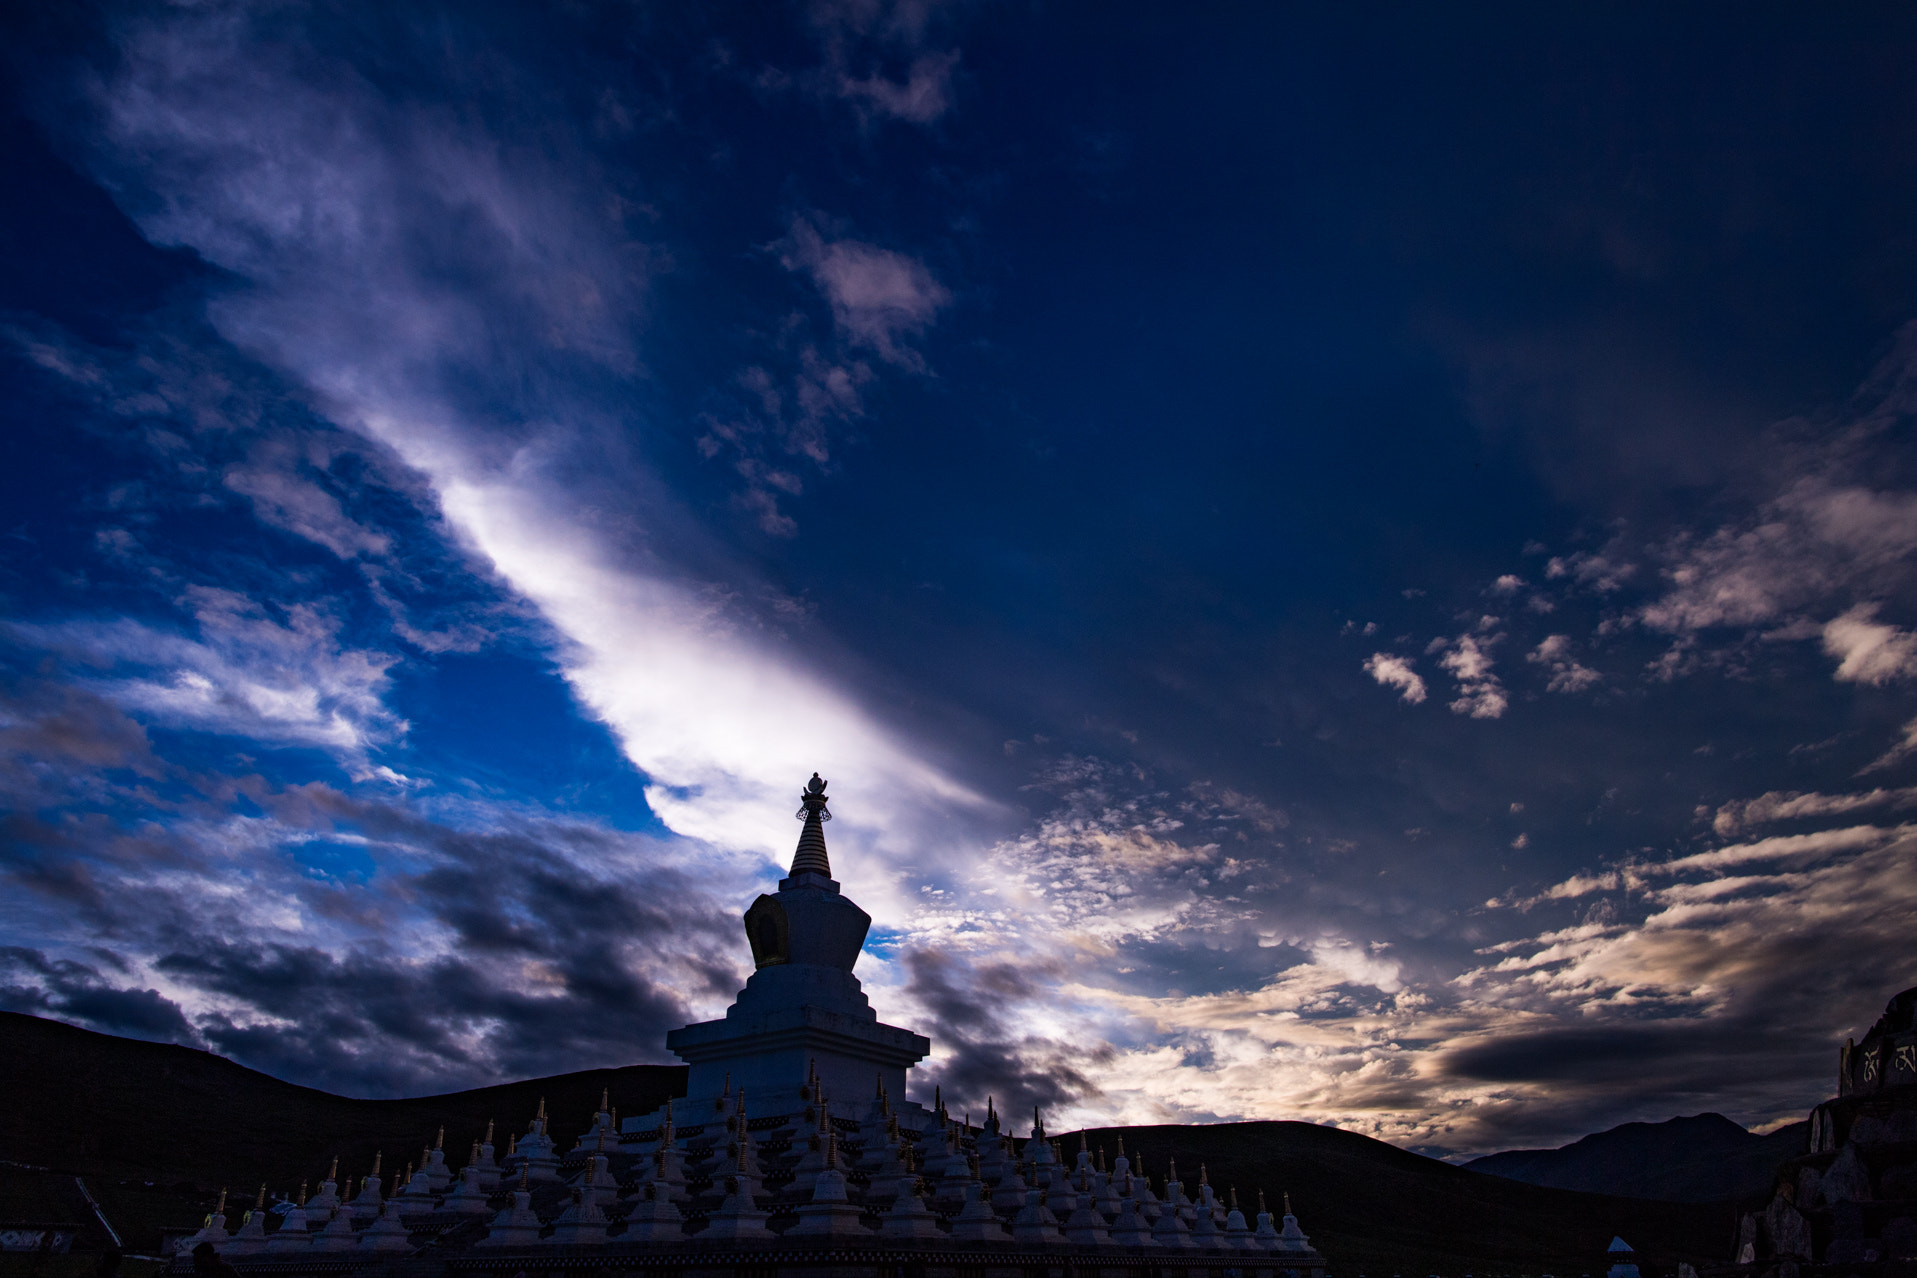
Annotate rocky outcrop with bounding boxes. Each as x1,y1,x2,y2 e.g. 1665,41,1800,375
1734,985,1917,1271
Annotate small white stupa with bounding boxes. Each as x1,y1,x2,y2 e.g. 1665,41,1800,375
223,1186,270,1256
475,1167,543,1249
1608,1235,1643,1278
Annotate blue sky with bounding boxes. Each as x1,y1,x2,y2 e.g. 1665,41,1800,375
5,2,1917,1158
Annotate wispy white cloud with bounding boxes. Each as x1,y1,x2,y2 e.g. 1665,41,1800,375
223,435,391,559
1438,634,1508,719
1822,602,1917,685
1527,633,1601,693
1474,828,1917,1031
781,216,952,369
1646,823,1902,876
1545,549,1636,592
1863,716,1917,774
1363,652,1427,704
12,586,404,759
1639,476,1917,639
1711,785,1917,836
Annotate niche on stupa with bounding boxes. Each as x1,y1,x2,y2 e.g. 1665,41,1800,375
744,893,790,968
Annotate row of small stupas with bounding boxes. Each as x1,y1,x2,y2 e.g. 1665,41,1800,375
179,1091,1319,1254
176,776,1325,1266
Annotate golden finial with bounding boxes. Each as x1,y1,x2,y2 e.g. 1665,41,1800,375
1284,1191,1292,1216
1230,1186,1240,1210
370,1151,381,1177
600,1087,609,1112
1259,1189,1268,1214
327,1155,338,1181
507,1134,518,1156
1200,1162,1209,1186
215,1188,227,1215
469,1139,480,1163
484,1119,494,1144
298,1180,307,1207
435,1126,444,1150
535,1096,547,1122
254,1183,267,1211
825,1129,839,1170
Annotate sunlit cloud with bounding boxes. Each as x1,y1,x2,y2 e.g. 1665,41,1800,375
78,1,997,908
11,587,404,759
1823,603,1917,685
1363,652,1428,704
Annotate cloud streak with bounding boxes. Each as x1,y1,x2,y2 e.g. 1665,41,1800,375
75,2,994,898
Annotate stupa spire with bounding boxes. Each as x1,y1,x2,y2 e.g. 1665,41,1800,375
789,773,833,879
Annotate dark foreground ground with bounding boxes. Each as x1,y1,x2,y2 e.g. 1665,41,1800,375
0,1011,1743,1273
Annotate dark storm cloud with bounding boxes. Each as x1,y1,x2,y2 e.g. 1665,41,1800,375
0,661,747,1095
0,783,750,1095
904,947,1113,1119
0,947,200,1045
1443,1021,1825,1090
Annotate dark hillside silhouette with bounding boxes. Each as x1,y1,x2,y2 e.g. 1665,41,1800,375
1465,1112,1808,1202
2,1012,1734,1269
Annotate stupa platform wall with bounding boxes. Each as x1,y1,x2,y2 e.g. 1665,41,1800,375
666,1003,930,1106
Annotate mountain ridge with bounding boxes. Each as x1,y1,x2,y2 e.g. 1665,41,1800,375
1464,1111,1809,1202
